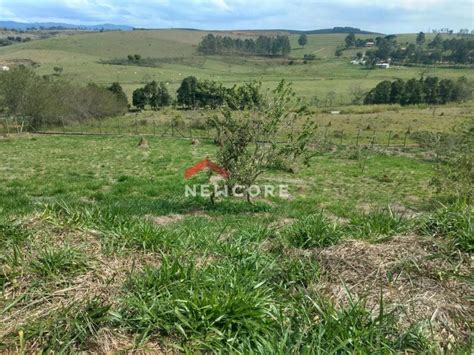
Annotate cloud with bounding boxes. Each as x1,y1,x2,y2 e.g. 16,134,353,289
0,0,471,32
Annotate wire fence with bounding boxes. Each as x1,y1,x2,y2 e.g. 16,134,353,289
0,115,422,148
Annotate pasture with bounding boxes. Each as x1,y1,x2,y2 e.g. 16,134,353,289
0,30,472,104
0,133,472,352
0,28,472,352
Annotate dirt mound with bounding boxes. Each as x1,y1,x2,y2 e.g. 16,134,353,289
316,235,472,347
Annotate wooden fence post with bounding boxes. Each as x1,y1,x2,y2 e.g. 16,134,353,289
356,129,360,146
403,131,408,147
134,117,138,135
387,131,392,148
117,116,121,135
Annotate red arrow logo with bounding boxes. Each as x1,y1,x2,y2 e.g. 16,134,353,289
184,158,229,179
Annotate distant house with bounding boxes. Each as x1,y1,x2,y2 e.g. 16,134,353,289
364,41,375,47
375,62,390,69
1,65,9,71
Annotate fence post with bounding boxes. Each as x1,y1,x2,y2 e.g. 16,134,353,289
117,116,121,135
171,122,174,137
61,117,66,134
99,119,102,135
403,131,408,147
387,131,392,148
340,130,343,145
134,117,138,135
371,130,376,146
6,117,10,134
356,129,360,146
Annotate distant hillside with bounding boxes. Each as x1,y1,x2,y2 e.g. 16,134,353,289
0,21,133,31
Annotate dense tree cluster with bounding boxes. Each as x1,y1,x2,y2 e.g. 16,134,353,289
0,67,128,129
177,76,263,110
132,81,171,110
364,76,472,105
197,34,291,57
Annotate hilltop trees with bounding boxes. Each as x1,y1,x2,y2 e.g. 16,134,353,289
364,76,472,105
298,34,308,48
197,34,291,57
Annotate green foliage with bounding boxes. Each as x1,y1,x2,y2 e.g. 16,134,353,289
176,76,263,110
0,67,127,129
364,76,472,105
197,33,291,57
132,80,171,110
118,257,280,350
284,213,341,249
107,82,128,107
421,203,473,253
298,34,308,48
209,80,316,200
346,208,410,239
291,294,431,353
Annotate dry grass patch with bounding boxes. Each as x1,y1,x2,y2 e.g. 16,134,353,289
0,216,161,352
315,235,472,348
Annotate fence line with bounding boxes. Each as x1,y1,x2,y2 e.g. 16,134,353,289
0,116,426,148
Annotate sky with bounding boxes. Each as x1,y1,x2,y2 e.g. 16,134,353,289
0,0,472,33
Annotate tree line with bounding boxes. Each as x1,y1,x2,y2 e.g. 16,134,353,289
364,76,472,105
132,76,263,111
197,33,291,57
0,67,128,129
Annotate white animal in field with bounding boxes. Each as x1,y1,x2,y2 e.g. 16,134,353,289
1,66,9,71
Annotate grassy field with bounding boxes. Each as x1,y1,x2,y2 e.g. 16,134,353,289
0,134,472,352
0,28,472,352
0,30,472,104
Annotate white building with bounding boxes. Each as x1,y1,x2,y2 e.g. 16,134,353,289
375,63,390,69
1,65,10,71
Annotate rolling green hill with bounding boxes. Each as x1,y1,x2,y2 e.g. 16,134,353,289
0,30,471,104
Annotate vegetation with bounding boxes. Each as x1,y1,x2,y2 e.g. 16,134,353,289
364,76,472,105
132,80,171,110
176,76,263,109
197,33,291,57
208,80,316,202
346,32,474,66
0,28,473,353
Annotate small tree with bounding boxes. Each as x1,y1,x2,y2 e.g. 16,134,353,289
107,82,128,107
208,80,316,203
344,33,356,48
416,32,426,45
298,34,308,48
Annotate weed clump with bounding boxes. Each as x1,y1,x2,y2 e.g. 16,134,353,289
284,213,342,249
421,203,473,253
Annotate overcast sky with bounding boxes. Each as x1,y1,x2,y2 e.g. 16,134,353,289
0,0,472,33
